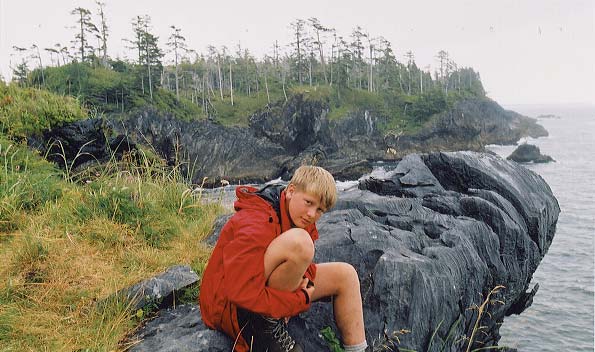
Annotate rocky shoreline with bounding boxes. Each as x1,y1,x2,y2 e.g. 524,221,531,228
30,95,547,187
126,151,559,352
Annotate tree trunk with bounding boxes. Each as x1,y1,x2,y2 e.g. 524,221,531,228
317,33,328,84
368,45,373,92
229,61,234,106
309,58,312,86
175,53,180,100
282,71,288,102
217,56,223,100
79,12,85,62
265,72,270,104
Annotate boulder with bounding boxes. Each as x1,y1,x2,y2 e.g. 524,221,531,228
507,144,554,163
128,151,559,352
130,304,231,352
116,265,199,311
27,117,134,170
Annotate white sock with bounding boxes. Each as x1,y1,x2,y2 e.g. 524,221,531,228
343,340,368,352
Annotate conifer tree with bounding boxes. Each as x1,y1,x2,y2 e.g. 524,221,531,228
167,25,188,100
95,1,109,67
290,19,306,84
308,18,332,85
71,7,98,63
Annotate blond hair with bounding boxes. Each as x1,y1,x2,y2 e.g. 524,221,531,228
289,165,337,211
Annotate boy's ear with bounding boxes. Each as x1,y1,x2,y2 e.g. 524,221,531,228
286,184,295,200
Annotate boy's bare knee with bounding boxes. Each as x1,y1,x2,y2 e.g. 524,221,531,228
285,228,314,263
339,263,360,287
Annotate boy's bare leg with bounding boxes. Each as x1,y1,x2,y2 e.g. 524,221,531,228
264,230,365,346
264,228,314,291
310,262,366,346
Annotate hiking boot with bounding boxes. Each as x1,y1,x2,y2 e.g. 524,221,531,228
237,307,303,352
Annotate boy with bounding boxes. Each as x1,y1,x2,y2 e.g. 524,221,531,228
199,165,368,352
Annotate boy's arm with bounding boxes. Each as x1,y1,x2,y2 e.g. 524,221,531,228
222,220,311,319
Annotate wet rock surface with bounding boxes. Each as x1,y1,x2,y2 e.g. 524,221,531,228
128,151,559,352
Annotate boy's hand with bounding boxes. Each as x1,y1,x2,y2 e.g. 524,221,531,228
300,277,315,302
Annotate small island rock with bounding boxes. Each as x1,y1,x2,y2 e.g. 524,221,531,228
507,144,554,163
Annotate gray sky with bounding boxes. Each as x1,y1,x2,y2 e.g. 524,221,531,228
1,0,593,105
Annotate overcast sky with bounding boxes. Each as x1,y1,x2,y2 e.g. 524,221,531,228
1,0,593,105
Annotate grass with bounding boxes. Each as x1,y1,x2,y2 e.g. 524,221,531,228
0,135,223,350
0,82,87,138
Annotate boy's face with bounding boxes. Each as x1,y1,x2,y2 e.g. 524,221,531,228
285,184,326,229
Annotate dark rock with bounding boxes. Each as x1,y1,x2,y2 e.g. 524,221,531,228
129,151,559,352
129,304,231,352
29,95,547,186
423,152,558,255
249,94,337,154
385,99,548,157
110,109,289,186
507,144,554,163
204,214,233,246
358,154,444,198
27,117,135,170
118,265,198,311
319,158,373,182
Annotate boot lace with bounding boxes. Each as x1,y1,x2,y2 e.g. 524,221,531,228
266,317,296,351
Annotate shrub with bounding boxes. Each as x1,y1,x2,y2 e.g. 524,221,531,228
0,82,87,138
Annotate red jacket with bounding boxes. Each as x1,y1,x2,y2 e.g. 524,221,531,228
199,185,318,341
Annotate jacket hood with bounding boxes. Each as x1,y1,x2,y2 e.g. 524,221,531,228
233,184,317,236
234,185,284,216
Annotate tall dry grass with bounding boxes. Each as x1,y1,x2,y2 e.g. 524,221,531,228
0,137,223,351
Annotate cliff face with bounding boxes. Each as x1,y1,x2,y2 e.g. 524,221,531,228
385,99,548,156
108,94,546,185
248,94,548,161
127,151,560,352
36,93,548,185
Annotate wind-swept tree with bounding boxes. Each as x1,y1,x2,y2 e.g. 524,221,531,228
363,31,376,92
436,50,449,93
405,51,415,95
373,37,396,92
11,46,29,86
290,19,306,84
30,44,45,86
206,45,226,100
44,47,59,66
71,7,98,62
308,17,332,84
350,26,366,89
95,1,109,67
129,15,163,100
167,25,188,100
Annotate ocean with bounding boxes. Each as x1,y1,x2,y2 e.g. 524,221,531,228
488,104,595,351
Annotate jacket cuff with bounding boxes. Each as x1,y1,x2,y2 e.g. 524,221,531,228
300,288,310,304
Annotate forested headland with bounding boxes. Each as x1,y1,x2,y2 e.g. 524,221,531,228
7,3,486,132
